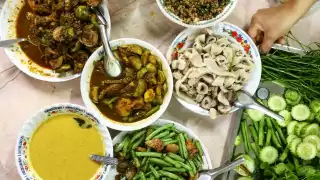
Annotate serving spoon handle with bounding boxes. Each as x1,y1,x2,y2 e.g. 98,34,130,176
0,38,27,47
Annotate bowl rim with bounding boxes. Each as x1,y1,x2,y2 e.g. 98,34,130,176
156,0,238,28
0,0,111,82
80,38,173,131
112,118,213,168
166,22,262,116
15,103,113,180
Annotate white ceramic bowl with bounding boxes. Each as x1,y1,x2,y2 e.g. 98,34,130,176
15,103,113,180
166,22,261,116
156,0,238,28
0,0,111,82
81,38,173,131
107,119,213,179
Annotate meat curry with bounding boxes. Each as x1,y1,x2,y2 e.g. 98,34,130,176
16,0,102,73
90,44,167,123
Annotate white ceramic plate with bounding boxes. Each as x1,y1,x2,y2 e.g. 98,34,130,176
15,103,113,180
81,38,174,131
107,119,213,179
156,0,238,28
166,22,261,116
0,0,111,82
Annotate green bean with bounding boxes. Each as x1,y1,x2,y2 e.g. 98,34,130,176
115,135,130,152
193,158,201,169
271,131,282,149
266,118,273,129
162,167,187,173
178,137,184,157
293,157,300,171
122,137,131,156
240,121,250,154
146,123,174,140
178,133,188,159
279,146,289,162
195,140,203,157
144,105,160,118
258,119,265,146
250,142,259,158
149,175,155,180
149,158,172,167
136,152,162,158
158,170,180,180
252,120,259,132
141,148,151,167
271,119,286,144
162,132,176,139
164,140,178,145
183,132,188,140
196,154,203,163
265,129,272,146
167,153,184,162
153,131,170,139
150,165,160,179
133,171,140,180
131,150,141,168
164,156,181,168
145,171,152,177
131,129,147,144
140,171,146,180
162,138,173,142
187,160,196,175
142,158,150,172
162,177,167,180
131,135,146,151
249,126,258,144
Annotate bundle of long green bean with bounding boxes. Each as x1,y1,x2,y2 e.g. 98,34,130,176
261,49,320,101
114,123,205,180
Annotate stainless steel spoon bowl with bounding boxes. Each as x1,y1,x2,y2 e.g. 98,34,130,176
92,7,122,77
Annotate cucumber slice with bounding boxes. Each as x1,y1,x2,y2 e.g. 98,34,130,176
301,123,320,137
268,95,286,112
294,122,309,136
289,138,302,155
259,146,278,164
278,110,292,127
296,142,317,160
247,109,264,121
237,177,253,180
303,135,320,150
234,154,255,176
291,104,310,121
287,134,298,144
287,121,298,135
273,163,288,175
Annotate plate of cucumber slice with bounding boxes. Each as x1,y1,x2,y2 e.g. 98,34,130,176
223,81,320,180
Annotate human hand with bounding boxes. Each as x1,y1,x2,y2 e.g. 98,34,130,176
248,0,316,53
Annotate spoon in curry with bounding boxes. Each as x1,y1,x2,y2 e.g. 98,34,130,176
92,7,122,77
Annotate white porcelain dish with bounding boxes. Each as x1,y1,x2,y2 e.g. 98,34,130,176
166,22,261,116
15,103,113,180
107,119,213,179
80,38,173,131
156,0,238,28
0,0,111,82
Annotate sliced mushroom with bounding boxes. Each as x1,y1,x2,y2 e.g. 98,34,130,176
195,94,204,103
217,105,232,114
200,96,212,110
196,82,209,95
216,55,228,66
187,88,197,97
206,36,217,44
218,91,230,106
178,58,187,70
211,99,217,107
173,71,183,80
201,75,214,84
187,78,198,87
180,84,189,92
209,108,218,119
171,60,179,70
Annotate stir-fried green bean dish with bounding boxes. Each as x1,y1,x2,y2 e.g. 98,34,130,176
90,44,167,123
233,88,320,180
16,0,102,73
114,123,205,180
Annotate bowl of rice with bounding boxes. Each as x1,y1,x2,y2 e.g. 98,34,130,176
156,0,238,28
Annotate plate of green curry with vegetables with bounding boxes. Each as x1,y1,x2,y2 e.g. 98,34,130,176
0,0,111,82
81,38,173,131
108,119,212,180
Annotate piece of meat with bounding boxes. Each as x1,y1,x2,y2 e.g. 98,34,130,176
26,12,57,26
186,139,198,158
27,0,52,14
132,97,145,109
145,139,164,152
115,98,135,117
98,84,125,99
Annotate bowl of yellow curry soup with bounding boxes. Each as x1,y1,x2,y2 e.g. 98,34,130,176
15,103,113,180
0,0,111,82
80,38,174,131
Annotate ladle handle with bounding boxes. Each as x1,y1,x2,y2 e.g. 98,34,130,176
248,102,284,122
204,157,245,176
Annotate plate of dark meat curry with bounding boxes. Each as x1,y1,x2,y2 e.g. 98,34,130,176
0,0,111,82
81,38,173,131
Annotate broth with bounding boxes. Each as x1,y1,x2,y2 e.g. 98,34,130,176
29,114,104,180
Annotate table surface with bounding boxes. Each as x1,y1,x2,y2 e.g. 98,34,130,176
1,0,320,179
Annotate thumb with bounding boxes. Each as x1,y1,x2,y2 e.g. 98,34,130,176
247,24,260,43
260,35,276,54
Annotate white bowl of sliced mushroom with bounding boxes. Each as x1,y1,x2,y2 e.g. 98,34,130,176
166,22,261,119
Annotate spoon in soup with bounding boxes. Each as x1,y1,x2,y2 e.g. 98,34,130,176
92,7,122,77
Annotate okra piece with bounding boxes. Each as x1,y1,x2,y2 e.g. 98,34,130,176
149,158,172,167
164,156,181,168
146,123,174,140
258,119,265,146
167,153,184,162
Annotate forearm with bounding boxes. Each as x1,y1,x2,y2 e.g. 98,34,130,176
284,0,317,22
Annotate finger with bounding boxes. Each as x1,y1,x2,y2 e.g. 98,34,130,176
255,32,264,45
260,35,276,54
247,24,260,43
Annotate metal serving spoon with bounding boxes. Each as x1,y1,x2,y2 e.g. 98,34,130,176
90,154,118,165
198,157,245,180
0,38,34,47
234,91,284,123
92,7,122,77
